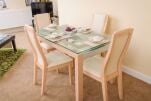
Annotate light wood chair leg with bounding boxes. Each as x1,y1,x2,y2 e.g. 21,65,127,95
102,78,108,101
109,79,116,84
41,47,47,54
33,61,38,85
117,72,123,100
41,69,47,95
56,69,59,74
68,64,72,85
100,51,107,57
46,49,49,53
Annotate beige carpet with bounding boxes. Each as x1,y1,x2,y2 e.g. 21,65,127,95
0,31,151,101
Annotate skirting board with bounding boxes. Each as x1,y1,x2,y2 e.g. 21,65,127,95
0,26,24,33
122,66,151,84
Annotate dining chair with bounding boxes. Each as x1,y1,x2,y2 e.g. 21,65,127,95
91,14,109,57
24,25,73,95
91,14,108,34
83,28,133,101
34,13,55,53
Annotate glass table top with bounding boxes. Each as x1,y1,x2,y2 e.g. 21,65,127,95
38,25,110,54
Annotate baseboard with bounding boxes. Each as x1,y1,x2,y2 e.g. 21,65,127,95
0,26,24,33
122,66,151,84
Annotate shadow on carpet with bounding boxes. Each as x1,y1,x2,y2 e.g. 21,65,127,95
0,48,25,77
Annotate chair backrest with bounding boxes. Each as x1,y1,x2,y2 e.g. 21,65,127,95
24,25,48,67
91,14,108,34
34,13,51,31
102,28,133,76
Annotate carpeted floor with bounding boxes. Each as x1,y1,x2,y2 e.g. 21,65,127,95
0,31,151,101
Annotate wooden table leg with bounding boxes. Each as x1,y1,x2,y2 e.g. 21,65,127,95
75,55,83,101
12,39,17,52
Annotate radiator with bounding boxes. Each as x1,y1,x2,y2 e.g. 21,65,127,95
0,7,32,30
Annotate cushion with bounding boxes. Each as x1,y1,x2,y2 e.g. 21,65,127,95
83,55,104,78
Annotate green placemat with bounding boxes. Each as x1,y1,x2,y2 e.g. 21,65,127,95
0,48,25,77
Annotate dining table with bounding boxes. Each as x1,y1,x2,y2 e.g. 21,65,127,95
38,25,110,101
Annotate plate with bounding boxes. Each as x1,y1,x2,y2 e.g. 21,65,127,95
77,27,91,33
82,30,92,34
47,24,57,28
43,27,56,32
89,36,104,43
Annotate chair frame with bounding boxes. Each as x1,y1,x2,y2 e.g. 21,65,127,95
34,13,51,31
84,28,133,101
24,25,73,95
34,13,55,53
91,14,109,33
102,15,109,33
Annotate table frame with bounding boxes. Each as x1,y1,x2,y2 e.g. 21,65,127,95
0,35,17,52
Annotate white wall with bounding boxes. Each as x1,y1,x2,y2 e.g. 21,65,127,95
5,0,26,9
50,0,58,15
5,0,58,15
0,0,31,29
58,0,151,77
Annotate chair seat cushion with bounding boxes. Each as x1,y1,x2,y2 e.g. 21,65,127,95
46,50,72,68
40,42,54,50
83,55,104,78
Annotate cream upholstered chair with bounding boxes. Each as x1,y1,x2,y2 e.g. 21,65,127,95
83,28,133,101
91,14,109,57
91,14,108,34
34,13,51,31
24,25,73,95
34,13,55,52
